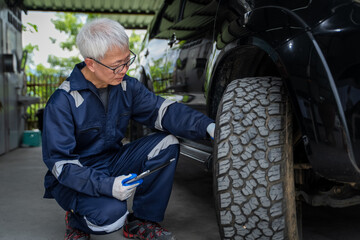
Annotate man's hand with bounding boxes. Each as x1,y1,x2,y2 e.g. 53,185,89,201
112,174,143,201
207,123,215,140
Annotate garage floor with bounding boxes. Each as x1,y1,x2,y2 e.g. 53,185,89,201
2,146,360,240
0,146,220,240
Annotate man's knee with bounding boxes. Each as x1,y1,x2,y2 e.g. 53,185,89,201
76,197,128,234
84,210,128,234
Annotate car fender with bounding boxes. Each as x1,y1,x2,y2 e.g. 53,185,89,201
206,2,360,181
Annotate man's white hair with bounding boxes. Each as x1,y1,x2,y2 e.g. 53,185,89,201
76,18,129,60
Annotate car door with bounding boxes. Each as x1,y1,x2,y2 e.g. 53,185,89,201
145,0,214,113
170,37,212,114
140,35,170,93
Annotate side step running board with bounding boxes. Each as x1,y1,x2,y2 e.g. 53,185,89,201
178,138,213,170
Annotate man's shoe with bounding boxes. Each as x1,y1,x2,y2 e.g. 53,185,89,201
123,215,176,240
65,211,90,240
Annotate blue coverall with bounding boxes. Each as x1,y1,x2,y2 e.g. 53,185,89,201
42,62,214,234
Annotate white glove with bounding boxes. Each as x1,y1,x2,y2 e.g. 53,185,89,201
112,174,143,201
207,123,215,139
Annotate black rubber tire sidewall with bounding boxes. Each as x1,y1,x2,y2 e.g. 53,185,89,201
213,77,299,240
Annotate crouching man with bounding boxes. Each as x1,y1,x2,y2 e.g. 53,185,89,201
42,18,215,240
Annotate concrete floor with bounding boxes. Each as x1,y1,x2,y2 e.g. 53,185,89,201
0,146,220,240
2,146,360,240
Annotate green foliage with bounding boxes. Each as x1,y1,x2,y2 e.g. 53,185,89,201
49,37,57,44
24,13,85,76
35,63,61,76
23,43,39,58
87,13,102,21
149,58,173,93
23,43,39,73
47,55,81,69
47,55,82,75
51,13,84,51
22,22,38,33
129,30,143,53
25,75,66,130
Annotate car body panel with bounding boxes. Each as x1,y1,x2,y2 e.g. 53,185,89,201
136,0,360,182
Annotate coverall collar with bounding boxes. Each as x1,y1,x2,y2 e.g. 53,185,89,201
68,62,130,92
68,62,98,92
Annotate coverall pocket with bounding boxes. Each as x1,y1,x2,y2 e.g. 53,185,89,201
76,125,102,151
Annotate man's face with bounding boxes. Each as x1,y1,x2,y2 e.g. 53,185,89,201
91,47,131,87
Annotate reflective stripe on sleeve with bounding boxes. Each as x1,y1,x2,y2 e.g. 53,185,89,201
52,160,83,179
147,134,179,160
154,99,175,131
58,81,84,108
85,211,129,233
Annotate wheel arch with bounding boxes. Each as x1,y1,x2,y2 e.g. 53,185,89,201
206,38,289,119
206,37,308,165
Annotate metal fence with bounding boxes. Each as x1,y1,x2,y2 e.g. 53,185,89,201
25,75,66,130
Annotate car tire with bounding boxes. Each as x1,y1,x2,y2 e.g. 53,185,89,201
213,77,300,239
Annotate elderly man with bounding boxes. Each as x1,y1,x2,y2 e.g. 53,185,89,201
42,18,215,240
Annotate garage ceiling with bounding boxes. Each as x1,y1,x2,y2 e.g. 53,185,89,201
17,0,164,29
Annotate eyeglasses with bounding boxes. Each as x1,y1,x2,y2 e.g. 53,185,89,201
89,50,136,74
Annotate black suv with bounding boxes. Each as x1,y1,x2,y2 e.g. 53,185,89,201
132,0,360,239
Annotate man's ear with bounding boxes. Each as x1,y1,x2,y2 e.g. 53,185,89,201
84,58,95,72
